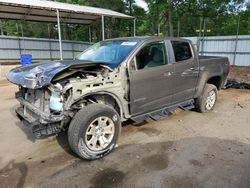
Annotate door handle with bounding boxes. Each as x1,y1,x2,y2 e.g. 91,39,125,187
164,71,172,77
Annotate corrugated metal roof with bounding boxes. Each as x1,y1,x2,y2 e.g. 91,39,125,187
0,0,133,24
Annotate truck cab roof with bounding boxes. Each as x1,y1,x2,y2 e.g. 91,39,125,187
105,36,192,43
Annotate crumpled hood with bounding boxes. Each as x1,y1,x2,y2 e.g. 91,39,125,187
7,60,102,89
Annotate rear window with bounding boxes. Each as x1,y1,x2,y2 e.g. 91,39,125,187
171,41,192,62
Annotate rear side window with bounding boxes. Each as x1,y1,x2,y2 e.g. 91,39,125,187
171,41,192,62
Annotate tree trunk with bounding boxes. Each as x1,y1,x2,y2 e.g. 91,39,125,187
167,0,174,37
0,20,3,35
129,0,133,36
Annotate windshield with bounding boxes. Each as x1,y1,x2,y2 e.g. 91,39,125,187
76,40,139,69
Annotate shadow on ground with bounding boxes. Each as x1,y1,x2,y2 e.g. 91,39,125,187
9,105,38,143
56,132,79,158
34,136,250,188
0,159,28,188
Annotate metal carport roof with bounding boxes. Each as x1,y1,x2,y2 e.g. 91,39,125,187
0,0,135,60
0,0,135,59
0,0,133,24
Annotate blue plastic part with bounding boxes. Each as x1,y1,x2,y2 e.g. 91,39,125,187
20,54,32,66
49,93,63,112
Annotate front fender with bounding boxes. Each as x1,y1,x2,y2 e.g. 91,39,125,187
68,91,129,121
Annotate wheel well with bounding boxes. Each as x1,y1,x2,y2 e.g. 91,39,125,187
207,76,222,90
84,94,121,116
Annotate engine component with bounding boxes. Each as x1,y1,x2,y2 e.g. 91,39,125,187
49,83,63,112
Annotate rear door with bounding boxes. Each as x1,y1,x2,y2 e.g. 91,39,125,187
128,40,174,115
170,40,199,103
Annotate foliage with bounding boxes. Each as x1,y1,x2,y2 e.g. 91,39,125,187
0,0,249,40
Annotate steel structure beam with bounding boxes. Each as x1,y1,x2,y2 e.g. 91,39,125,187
101,15,105,40
56,9,63,60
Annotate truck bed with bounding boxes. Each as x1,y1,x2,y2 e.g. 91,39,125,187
198,55,230,89
199,55,229,69
199,55,228,63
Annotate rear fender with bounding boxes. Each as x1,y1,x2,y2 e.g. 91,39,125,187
195,72,222,98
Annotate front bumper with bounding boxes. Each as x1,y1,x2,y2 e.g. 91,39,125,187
15,101,64,138
16,97,64,124
16,106,39,125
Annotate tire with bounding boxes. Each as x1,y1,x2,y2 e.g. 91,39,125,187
68,104,121,160
195,83,218,113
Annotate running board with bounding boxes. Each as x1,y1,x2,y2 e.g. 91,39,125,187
131,99,195,123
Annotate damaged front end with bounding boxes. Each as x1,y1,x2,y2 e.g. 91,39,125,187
15,82,72,138
7,60,110,138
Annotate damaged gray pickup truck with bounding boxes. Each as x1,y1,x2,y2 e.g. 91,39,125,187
7,37,230,160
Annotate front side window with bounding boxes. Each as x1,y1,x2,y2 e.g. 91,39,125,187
135,41,168,70
171,41,192,62
76,40,139,68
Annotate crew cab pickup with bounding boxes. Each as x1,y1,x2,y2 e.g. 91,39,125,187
7,37,230,160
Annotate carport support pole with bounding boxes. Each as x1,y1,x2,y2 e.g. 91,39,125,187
101,15,105,40
56,9,63,60
89,26,92,42
233,15,240,66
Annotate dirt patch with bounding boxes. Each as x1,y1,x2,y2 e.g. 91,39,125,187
139,127,162,137
163,175,199,188
228,66,250,83
189,160,204,167
90,168,125,188
142,154,169,170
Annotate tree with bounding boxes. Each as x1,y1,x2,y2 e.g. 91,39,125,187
166,0,173,36
0,0,249,39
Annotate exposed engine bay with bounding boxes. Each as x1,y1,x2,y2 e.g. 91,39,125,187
11,62,128,138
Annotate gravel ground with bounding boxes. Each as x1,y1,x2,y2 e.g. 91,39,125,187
0,84,249,188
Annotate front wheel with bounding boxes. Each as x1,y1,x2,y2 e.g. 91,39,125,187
68,104,121,160
195,83,218,113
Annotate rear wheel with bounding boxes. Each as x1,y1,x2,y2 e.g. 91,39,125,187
195,84,218,113
68,104,121,160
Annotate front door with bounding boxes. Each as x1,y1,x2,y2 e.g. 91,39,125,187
129,41,174,116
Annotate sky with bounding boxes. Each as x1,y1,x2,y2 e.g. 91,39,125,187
135,0,250,11
135,0,149,11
